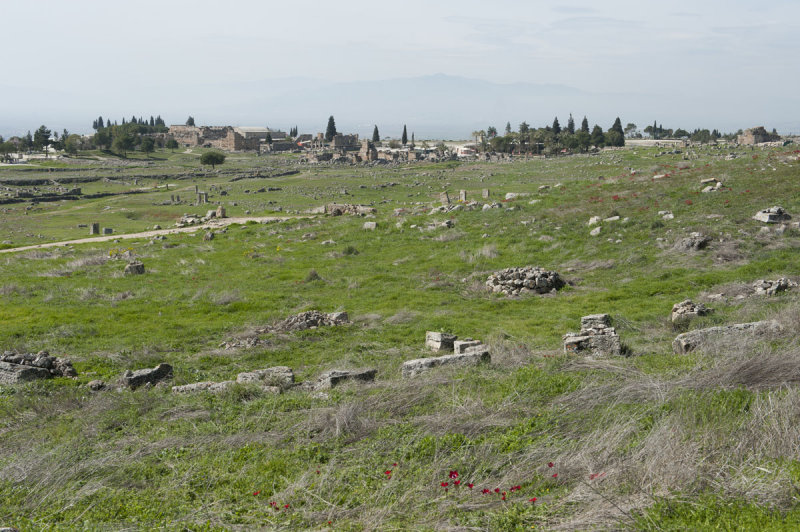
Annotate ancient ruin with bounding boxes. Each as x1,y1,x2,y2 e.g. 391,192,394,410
563,314,623,357
486,266,565,296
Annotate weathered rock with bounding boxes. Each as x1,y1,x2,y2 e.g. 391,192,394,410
274,310,349,332
171,381,234,394
325,203,377,216
486,266,565,296
87,379,107,391
0,361,52,384
236,366,294,389
124,261,145,275
753,206,791,224
0,351,76,384
402,350,490,378
671,299,713,323
203,231,214,241
314,368,377,389
363,221,377,230
673,320,782,354
589,226,602,236
425,331,457,352
753,278,797,296
453,339,483,354
673,232,710,251
563,314,623,357
120,363,173,389
216,206,226,218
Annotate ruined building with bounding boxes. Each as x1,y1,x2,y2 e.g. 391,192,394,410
168,125,285,151
737,126,781,145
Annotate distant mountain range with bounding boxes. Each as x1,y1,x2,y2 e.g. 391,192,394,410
2,74,798,139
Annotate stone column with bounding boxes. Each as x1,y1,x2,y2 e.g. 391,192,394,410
459,190,467,202
90,222,100,235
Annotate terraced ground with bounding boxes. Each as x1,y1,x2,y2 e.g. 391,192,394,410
1,143,800,530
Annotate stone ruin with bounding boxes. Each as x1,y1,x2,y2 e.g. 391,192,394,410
753,206,791,224
563,314,623,357
673,232,711,252
671,300,713,324
0,351,76,384
124,261,145,275
324,204,377,216
673,320,781,354
403,331,490,378
220,311,349,349
120,363,173,389
753,278,797,296
486,266,565,296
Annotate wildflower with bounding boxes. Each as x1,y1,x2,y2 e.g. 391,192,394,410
467,483,474,490
385,470,392,476
284,503,290,509
453,480,461,486
529,497,537,503
685,200,692,205
253,491,260,496
441,482,449,488
316,470,321,475
494,488,500,493
548,462,554,468
393,463,398,467
449,470,459,479
552,473,558,478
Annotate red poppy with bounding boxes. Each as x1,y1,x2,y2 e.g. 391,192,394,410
529,497,537,503
494,488,500,493
316,470,320,475
482,488,490,494
393,462,398,467
467,483,474,489
284,504,290,509
453,480,461,486
449,470,459,479
552,473,558,478
385,470,392,476
253,491,260,496
548,462,554,468
441,482,449,488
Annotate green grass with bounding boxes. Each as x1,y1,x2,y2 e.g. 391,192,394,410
1,144,799,529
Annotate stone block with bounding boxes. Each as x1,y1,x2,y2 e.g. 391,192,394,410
121,363,173,389
402,350,490,378
314,368,377,389
236,366,294,389
673,320,782,354
172,381,234,394
425,331,457,351
453,340,483,354
0,361,52,384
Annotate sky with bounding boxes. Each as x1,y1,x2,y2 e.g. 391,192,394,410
2,0,799,138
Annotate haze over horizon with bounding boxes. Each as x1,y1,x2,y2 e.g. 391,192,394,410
2,0,798,139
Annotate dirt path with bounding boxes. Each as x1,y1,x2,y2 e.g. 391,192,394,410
0,216,311,254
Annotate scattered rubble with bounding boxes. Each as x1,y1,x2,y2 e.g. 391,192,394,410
563,314,623,357
673,232,710,251
236,366,295,389
753,206,791,224
753,278,797,296
0,351,76,384
172,381,234,394
220,311,349,349
671,300,713,323
120,363,173,389
486,266,565,296
673,320,782,354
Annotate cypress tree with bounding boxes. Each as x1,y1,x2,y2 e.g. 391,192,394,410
581,116,589,133
325,116,337,142
505,122,512,135
372,125,380,143
401,125,408,145
552,117,561,135
567,114,575,134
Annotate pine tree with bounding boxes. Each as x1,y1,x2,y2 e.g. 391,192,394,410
325,116,337,142
567,114,575,134
149,116,155,127
401,125,408,145
590,124,605,147
505,122,512,135
92,119,98,130
186,116,195,127
372,125,380,143
581,116,589,133
98,116,104,129
611,117,624,136
552,117,561,135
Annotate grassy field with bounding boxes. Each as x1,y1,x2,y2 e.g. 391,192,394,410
1,144,800,530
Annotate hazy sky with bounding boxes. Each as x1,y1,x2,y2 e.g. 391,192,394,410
2,0,799,137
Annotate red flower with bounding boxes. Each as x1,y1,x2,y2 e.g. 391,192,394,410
482,488,490,494
393,462,398,467
548,462,554,468
284,503,290,509
253,491,260,496
270,501,277,507
467,483,474,490
501,495,506,501
685,200,692,205
441,482,449,488
316,470,320,475
449,470,459,479
552,473,558,478
494,488,500,493
453,480,461,486
529,497,537,503
385,470,392,476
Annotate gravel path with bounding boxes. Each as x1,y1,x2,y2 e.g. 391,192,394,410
0,216,309,254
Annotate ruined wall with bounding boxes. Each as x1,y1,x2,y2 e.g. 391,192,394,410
738,126,781,145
